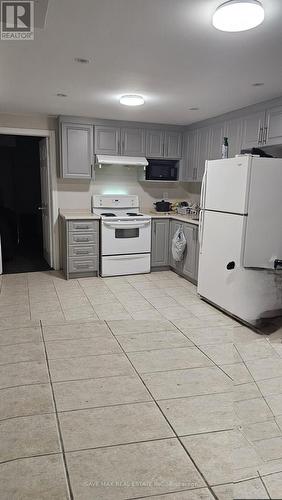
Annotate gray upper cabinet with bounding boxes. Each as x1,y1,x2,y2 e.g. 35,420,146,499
95,126,120,155
241,111,266,149
182,129,198,181
146,129,182,159
224,118,242,158
197,127,210,180
151,219,170,268
165,131,182,159
209,122,224,161
146,129,165,158
121,127,146,156
60,122,93,179
265,105,282,146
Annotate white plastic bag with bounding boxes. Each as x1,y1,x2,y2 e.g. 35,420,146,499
172,227,187,262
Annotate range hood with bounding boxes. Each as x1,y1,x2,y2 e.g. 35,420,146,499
96,155,148,166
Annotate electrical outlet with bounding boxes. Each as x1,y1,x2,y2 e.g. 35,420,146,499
163,192,168,200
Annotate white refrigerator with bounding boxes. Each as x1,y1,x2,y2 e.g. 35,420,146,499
197,156,282,326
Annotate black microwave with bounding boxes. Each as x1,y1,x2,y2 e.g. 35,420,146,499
145,159,178,181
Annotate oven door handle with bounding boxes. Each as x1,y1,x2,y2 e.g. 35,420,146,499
103,220,150,229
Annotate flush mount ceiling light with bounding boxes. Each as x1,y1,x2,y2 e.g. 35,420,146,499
119,94,145,106
212,0,264,32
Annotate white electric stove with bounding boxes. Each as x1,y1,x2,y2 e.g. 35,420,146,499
92,195,151,277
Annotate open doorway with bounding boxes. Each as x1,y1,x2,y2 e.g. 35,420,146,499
0,134,52,274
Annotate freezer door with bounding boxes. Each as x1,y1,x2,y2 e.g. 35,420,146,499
198,211,247,313
243,158,282,269
203,157,251,214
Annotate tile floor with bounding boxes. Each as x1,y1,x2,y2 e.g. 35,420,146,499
0,270,282,499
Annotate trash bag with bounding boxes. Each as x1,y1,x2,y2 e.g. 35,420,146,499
172,227,186,262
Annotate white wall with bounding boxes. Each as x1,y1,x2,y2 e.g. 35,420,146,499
0,112,56,130
57,165,201,211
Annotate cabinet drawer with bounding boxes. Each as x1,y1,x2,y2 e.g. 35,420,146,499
69,232,97,245
68,221,97,232
69,257,98,273
69,245,97,257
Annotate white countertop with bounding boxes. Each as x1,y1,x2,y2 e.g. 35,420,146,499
142,211,199,225
59,209,199,225
59,210,100,220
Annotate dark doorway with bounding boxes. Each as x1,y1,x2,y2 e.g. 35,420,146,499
0,135,51,274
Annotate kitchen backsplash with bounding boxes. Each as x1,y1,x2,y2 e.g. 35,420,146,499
57,165,201,211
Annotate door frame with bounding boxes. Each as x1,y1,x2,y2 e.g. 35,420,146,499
0,127,59,270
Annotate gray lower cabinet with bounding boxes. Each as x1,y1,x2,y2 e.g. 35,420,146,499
169,220,199,283
60,122,93,179
151,219,170,268
61,218,99,279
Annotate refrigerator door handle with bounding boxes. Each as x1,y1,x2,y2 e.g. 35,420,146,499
199,210,204,253
200,166,207,209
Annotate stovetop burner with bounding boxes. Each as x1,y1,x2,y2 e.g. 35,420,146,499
101,213,116,217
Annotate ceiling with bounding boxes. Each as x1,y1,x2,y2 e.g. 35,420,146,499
1,0,282,125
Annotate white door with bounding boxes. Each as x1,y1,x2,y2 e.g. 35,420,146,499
39,138,52,266
202,157,251,214
198,210,247,314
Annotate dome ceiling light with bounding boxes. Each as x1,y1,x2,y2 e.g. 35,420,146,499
212,0,264,32
119,95,145,106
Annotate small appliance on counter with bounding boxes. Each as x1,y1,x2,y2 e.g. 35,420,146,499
154,200,172,212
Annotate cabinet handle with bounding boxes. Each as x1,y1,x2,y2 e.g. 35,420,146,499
75,250,90,255
163,142,165,157
122,140,125,153
75,264,90,269
193,167,197,180
76,237,90,242
263,126,268,145
258,127,263,145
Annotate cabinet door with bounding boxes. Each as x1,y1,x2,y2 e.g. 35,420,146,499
265,105,282,146
95,126,120,155
151,219,169,267
241,111,265,149
224,118,243,158
165,131,182,159
209,122,224,161
182,224,198,281
169,221,184,273
187,130,199,181
197,127,210,181
146,129,165,158
61,123,93,179
121,127,146,156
